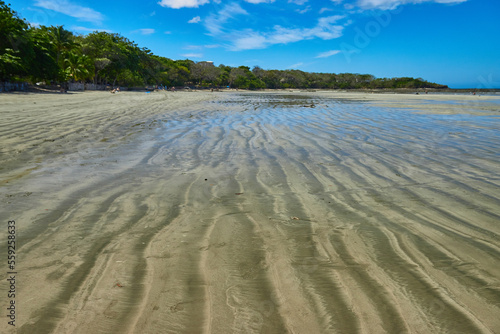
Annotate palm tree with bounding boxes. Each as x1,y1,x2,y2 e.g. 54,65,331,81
64,52,92,82
47,25,75,68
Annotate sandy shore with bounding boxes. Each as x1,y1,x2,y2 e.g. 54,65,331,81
1,90,499,333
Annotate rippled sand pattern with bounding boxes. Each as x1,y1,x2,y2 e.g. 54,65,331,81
1,92,499,333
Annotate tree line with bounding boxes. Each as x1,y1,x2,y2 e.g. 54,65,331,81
0,1,448,90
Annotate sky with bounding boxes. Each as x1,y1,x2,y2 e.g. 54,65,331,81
9,0,500,88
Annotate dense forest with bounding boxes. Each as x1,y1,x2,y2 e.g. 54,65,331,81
0,1,448,90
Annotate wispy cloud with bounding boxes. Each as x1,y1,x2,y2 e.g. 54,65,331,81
133,28,156,35
158,0,209,9
231,32,267,51
183,45,203,50
315,50,341,58
357,0,468,10
289,62,304,69
200,0,464,54
229,15,346,51
188,16,201,23
244,0,275,3
183,44,220,51
204,3,248,35
181,53,203,58
296,6,311,14
34,0,104,24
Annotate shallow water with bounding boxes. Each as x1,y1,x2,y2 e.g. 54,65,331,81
1,92,499,333
158,93,500,186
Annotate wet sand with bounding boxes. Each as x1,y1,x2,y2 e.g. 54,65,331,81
1,90,499,333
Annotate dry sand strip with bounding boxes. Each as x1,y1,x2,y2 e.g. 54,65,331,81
0,91,499,333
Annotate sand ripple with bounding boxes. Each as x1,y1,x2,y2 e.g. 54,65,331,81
1,91,499,333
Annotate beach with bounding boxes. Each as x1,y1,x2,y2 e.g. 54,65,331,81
1,90,499,333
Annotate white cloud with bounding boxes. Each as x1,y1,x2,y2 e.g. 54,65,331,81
133,28,156,35
288,0,308,4
230,15,346,51
268,26,305,44
158,0,209,9
289,62,304,69
182,53,203,58
296,6,311,14
34,0,104,24
357,0,468,10
188,16,201,23
244,0,275,3
312,15,346,39
319,7,333,14
182,44,221,50
184,45,203,50
204,3,248,35
316,50,341,58
232,32,268,50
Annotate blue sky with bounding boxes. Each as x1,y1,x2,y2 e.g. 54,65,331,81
10,0,500,88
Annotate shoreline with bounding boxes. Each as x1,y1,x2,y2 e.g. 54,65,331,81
2,84,499,96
